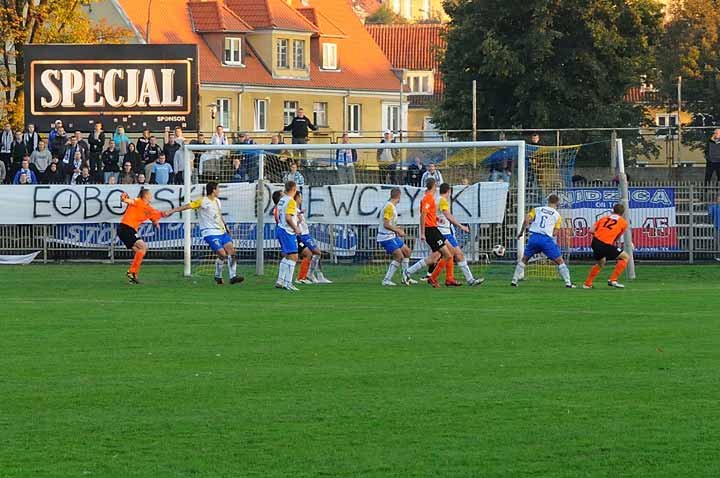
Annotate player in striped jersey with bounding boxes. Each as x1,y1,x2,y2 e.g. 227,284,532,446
512,194,575,288
275,181,302,291
171,181,244,285
377,187,416,286
437,183,485,287
294,190,332,285
583,203,630,289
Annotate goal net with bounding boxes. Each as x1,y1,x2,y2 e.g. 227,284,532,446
180,140,528,282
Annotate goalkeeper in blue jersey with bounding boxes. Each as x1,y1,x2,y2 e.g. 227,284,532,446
511,194,575,288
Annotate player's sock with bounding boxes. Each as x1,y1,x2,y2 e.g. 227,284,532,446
277,259,288,286
445,257,455,281
308,255,320,278
585,264,601,286
407,259,426,275
215,258,224,279
227,255,237,278
557,263,572,285
430,258,446,282
129,250,146,275
287,259,297,286
298,257,311,280
458,260,474,282
610,259,627,281
384,260,400,282
511,262,525,283
401,258,409,275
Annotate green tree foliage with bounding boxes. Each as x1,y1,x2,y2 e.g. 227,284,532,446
0,0,130,126
435,0,663,131
658,0,720,125
365,4,407,24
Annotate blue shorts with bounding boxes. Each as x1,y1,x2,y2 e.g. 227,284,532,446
443,234,459,248
277,228,298,255
204,232,233,252
298,234,318,252
379,237,404,254
524,233,562,261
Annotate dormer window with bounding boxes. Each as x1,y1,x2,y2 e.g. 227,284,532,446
322,43,338,70
405,71,434,95
293,40,306,69
224,37,243,66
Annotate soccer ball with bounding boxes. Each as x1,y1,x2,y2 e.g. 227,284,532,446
492,244,506,257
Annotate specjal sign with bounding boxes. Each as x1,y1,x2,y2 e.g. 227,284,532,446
24,44,199,132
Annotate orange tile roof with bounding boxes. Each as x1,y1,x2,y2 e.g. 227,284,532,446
226,0,318,32
296,6,347,37
366,24,446,104
188,0,252,33
115,0,400,92
624,87,661,104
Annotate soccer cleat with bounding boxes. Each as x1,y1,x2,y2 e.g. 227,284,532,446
285,284,300,292
566,283,577,289
297,278,313,285
230,276,244,285
215,277,224,285
314,273,333,284
582,284,593,289
420,274,430,282
427,277,440,288
608,280,625,289
407,277,418,285
510,280,518,287
401,272,411,286
469,277,485,286
274,282,284,289
127,271,139,284
445,279,463,287
382,280,397,286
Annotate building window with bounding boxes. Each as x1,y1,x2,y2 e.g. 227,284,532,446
283,100,298,126
254,99,267,131
313,102,328,127
322,43,337,70
293,40,306,69
656,113,678,128
276,39,289,68
406,72,433,94
347,104,361,134
217,98,230,129
224,37,242,65
392,0,400,14
383,104,400,133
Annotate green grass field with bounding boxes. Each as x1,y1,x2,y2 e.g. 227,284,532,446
2,263,720,477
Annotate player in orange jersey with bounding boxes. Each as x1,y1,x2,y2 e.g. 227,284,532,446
583,203,631,289
117,188,173,284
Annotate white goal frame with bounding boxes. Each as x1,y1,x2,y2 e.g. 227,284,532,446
182,140,526,277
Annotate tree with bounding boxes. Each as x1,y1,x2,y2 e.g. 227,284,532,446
434,0,663,132
657,0,720,126
0,0,130,126
365,4,407,24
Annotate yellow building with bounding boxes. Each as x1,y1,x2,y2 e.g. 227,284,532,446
383,0,448,22
113,0,406,138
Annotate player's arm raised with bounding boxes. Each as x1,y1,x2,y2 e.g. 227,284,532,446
120,192,135,206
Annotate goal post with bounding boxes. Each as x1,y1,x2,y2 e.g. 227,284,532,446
616,138,636,280
182,140,526,278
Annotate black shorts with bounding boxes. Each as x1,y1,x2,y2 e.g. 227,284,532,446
425,226,446,252
591,237,622,261
297,236,307,253
117,223,140,249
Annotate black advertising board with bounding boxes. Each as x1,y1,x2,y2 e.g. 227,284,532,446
24,44,199,132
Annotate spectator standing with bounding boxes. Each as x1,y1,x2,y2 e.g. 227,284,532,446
709,194,720,262
124,143,143,174
283,162,305,186
1,123,13,175
73,131,89,159
43,162,65,184
12,158,38,184
136,173,147,185
420,163,443,189
527,133,543,187
283,107,317,144
335,133,357,184
10,131,29,179
143,136,162,177
48,120,62,145
61,136,85,165
102,141,120,184
377,130,400,184
136,129,151,157
0,158,5,183
75,166,93,185
106,175,117,185
406,157,425,187
113,126,130,163
163,132,181,179
231,157,247,182
150,153,173,185
190,132,206,146
50,125,67,158
23,124,40,154
88,123,105,175
211,125,228,145
30,140,52,173
119,161,137,184
705,129,720,183
171,127,187,184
